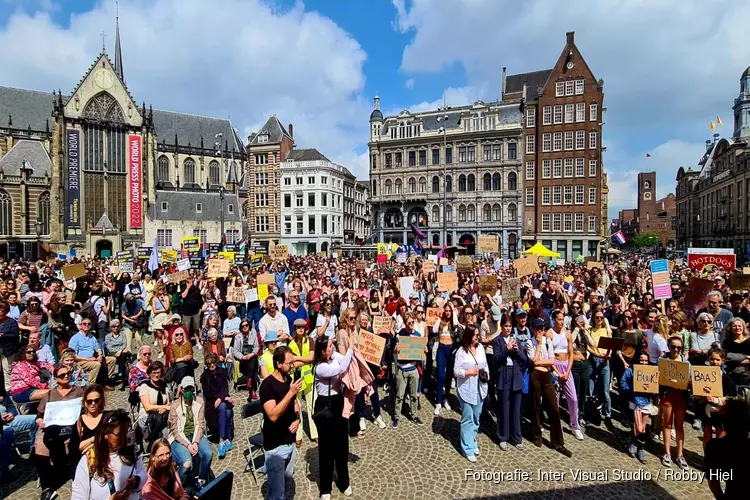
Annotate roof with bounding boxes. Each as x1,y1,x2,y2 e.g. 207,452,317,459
148,190,242,222
152,109,243,151
286,148,330,162
248,115,292,146
0,86,53,131
369,109,383,121
505,69,553,101
0,139,51,176
382,111,462,135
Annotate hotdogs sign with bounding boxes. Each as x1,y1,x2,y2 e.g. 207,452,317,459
687,248,736,271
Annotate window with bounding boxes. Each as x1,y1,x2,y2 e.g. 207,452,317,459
526,161,535,180
493,173,501,190
492,204,502,221
209,161,220,185
432,176,440,193
446,147,453,164
576,158,585,177
157,156,169,183
283,177,291,186
565,104,574,123
416,150,426,166
308,176,315,185
322,193,328,206
296,194,303,207
284,216,291,235
508,203,517,222
526,136,535,154
564,131,574,150
308,215,316,234
458,147,467,163
553,132,562,151
492,144,502,160
395,179,402,194
553,186,562,205
432,205,440,224
508,143,516,160
555,82,565,97
576,102,585,122
575,185,584,204
483,204,491,222
553,213,562,231
0,190,11,235
575,79,584,94
419,177,427,192
589,159,597,177
564,158,573,177
542,186,551,205
226,229,240,244
227,204,234,215
192,229,207,245
385,154,392,168
564,185,573,205
565,80,574,96
543,106,552,125
308,193,315,207
432,149,440,165
408,177,416,193
554,105,562,124
384,179,392,194
467,174,475,191
321,176,328,185
459,205,466,222
157,229,172,248
459,175,467,192
564,213,572,231
255,193,268,207
37,191,50,235
468,205,475,222
508,172,517,191
542,133,551,152
590,103,598,122
589,131,597,149
296,216,303,234
257,134,269,144
526,188,535,206
296,177,303,185
284,194,291,208
395,153,402,167
183,158,195,184
526,108,535,127
483,145,492,161
542,160,551,178
542,213,551,231
408,151,416,167
446,175,452,192
255,154,268,165
588,215,597,232
446,205,452,222
160,201,168,212
589,186,597,204
575,213,584,232
553,159,563,178
483,173,492,191
575,130,585,150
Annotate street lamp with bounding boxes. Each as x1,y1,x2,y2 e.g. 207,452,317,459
437,109,449,247
35,220,43,259
220,185,225,244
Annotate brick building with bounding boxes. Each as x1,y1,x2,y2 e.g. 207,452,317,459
615,172,676,247
505,31,607,260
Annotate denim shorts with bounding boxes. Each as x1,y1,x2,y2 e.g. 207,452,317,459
11,388,37,403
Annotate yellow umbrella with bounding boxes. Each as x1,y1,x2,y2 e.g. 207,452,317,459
522,242,561,258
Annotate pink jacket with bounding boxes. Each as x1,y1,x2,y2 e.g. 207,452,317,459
11,360,54,396
341,351,375,418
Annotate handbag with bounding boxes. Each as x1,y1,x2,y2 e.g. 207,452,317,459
469,350,490,384
311,367,334,425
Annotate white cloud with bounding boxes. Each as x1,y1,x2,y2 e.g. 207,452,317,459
383,85,483,117
405,78,415,89
0,0,371,179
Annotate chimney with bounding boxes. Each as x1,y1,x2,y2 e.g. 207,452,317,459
566,31,575,44
706,140,712,151
522,81,527,100
288,123,293,139
713,133,720,143
502,67,507,95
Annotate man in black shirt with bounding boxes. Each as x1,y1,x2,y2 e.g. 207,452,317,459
181,278,204,346
259,346,302,500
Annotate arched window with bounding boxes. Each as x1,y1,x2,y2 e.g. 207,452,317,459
37,191,51,235
432,205,440,224
209,160,220,186
371,179,377,196
483,204,491,222
508,233,518,259
395,179,403,194
492,203,502,221
483,173,492,191
408,177,416,193
467,204,475,222
458,204,467,222
508,203,517,222
508,171,517,191
446,205,453,222
408,208,428,227
419,177,427,193
432,176,440,193
385,179,392,195
492,172,501,190
458,175,467,192
385,208,403,228
0,190,11,235
432,233,440,246
157,155,170,183
183,158,196,184
446,175,452,192
467,174,475,191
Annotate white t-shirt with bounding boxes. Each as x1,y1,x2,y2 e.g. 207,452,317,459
315,314,338,340
645,328,668,364
71,452,147,500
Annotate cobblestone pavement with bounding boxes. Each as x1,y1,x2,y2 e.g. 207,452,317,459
2,350,714,499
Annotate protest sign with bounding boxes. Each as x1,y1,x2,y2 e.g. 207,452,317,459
218,251,235,264
227,286,246,303
166,270,190,284
633,365,660,394
357,260,367,270
477,234,499,254
359,331,386,366
597,337,624,351
586,261,603,270
684,277,714,311
257,273,275,285
395,252,407,263
426,307,442,327
250,254,264,268
422,260,436,276
115,250,134,264
271,244,289,261
650,259,672,300
513,256,539,277
501,278,521,302
744,267,750,275
177,259,191,272
730,273,750,290
659,358,690,390
245,288,258,303
456,255,473,273
437,272,458,292
397,336,428,361
372,316,392,333
377,254,388,264
441,265,456,273
399,277,415,299
691,366,723,397
257,284,269,301
43,398,83,427
478,275,498,296
62,263,86,281
207,259,229,278
182,237,200,251
118,262,133,274
137,247,152,259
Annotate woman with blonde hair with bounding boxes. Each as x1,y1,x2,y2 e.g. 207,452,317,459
646,313,669,364
151,282,171,359
142,439,189,499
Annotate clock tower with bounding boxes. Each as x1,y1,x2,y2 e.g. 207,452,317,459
637,172,657,223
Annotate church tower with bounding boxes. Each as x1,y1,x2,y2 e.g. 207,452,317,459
369,95,383,142
733,66,750,139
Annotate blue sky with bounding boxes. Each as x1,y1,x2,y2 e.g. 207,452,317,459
2,0,750,221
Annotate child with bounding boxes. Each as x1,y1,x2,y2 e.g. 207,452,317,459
698,346,736,450
620,352,653,463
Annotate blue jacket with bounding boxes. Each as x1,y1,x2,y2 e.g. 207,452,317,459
492,335,528,391
619,367,651,407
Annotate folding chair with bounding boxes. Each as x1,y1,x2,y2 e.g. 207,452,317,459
240,400,264,485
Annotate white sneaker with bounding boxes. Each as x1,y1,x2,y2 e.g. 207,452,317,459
321,495,331,500
692,419,702,431
344,486,353,497
466,454,477,463
157,352,164,359
374,415,386,429
443,401,451,411
359,418,367,431
574,429,584,441
434,405,441,416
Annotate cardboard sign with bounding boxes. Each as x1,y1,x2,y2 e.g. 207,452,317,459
477,234,499,254
684,277,714,311
668,260,676,274
357,260,367,270
658,357,690,390
633,365,660,394
257,273,275,285
359,331,386,366
372,316,392,333
422,260,436,276
586,261,603,270
692,366,723,397
597,336,624,351
271,244,289,261
513,256,540,277
166,270,190,284
437,272,458,292
397,335,428,361
226,286,245,303
743,267,750,275
62,263,86,281
456,255,473,273
478,275,498,295
730,273,750,290
207,259,230,278
501,278,520,302
426,307,442,327
439,257,448,266
399,277,415,299
177,259,191,272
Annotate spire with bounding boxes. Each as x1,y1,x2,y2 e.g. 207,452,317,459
114,2,124,82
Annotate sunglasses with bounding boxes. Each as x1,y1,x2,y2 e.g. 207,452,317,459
700,320,713,324
85,398,101,405
56,371,71,379
81,322,92,326
142,352,152,356
669,344,682,350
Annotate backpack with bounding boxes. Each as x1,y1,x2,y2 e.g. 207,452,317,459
81,295,101,322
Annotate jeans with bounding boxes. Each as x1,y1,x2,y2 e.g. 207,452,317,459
170,435,213,482
435,343,453,405
264,443,297,500
217,402,233,441
395,368,419,417
496,388,522,445
246,304,262,331
0,414,37,469
589,357,611,418
571,359,592,419
459,395,483,457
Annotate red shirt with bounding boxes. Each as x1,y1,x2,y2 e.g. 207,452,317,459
308,289,322,313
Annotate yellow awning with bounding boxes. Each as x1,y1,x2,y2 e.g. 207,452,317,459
522,242,561,258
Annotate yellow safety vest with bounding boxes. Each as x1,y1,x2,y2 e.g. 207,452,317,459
289,338,313,393
260,349,275,376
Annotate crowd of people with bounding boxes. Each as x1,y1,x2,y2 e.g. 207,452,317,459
0,249,748,499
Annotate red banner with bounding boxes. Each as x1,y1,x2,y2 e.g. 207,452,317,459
128,135,142,229
687,253,736,271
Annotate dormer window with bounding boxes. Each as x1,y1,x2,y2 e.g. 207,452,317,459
257,134,269,144
161,202,168,212
228,204,234,215
196,203,202,213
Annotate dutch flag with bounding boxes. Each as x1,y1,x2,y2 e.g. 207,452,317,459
613,231,626,245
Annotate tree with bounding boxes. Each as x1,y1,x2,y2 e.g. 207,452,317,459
633,231,661,248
